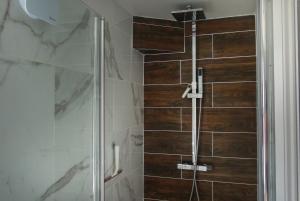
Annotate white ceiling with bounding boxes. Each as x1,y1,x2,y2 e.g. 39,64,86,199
114,0,256,20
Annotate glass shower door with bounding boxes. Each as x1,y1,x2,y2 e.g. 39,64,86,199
0,0,102,200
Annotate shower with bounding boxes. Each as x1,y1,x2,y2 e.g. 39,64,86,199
172,6,212,201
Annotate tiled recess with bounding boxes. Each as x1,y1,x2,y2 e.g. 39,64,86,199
136,15,257,201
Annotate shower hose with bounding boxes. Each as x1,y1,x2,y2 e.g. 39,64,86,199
189,98,203,201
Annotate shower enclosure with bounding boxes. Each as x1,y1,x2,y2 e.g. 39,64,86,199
0,0,104,200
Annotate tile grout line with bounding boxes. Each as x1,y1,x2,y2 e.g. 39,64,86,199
144,80,257,86
144,152,258,160
212,132,214,157
144,199,169,201
180,155,183,179
144,107,257,109
184,22,186,53
212,181,214,201
185,14,255,22
212,33,214,59
180,108,183,131
144,55,256,63
144,130,257,134
144,175,258,185
180,60,182,84
212,83,214,108
133,21,184,30
185,29,256,38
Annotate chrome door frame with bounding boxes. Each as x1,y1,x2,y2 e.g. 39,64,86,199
257,0,300,200
92,16,105,201
257,0,275,200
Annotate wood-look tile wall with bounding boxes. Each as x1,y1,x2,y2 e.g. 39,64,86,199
133,17,185,54
140,15,257,201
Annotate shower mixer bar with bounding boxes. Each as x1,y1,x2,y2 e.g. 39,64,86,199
177,9,212,174
173,7,211,201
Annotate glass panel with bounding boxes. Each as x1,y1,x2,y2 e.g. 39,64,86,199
0,0,101,201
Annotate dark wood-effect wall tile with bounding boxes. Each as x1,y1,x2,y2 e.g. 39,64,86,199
185,15,255,36
133,16,184,28
181,57,256,83
185,35,213,59
213,132,257,158
144,35,212,62
213,82,257,107
144,84,212,107
145,176,212,201
182,108,257,132
144,108,181,130
144,61,180,84
144,131,212,156
145,85,183,107
213,182,257,201
182,156,257,184
144,154,181,178
139,49,174,54
133,23,184,52
142,15,257,201
213,31,256,57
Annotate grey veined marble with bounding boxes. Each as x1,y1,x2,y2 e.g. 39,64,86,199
38,157,90,201
0,0,145,200
55,68,93,117
0,0,96,200
0,0,94,72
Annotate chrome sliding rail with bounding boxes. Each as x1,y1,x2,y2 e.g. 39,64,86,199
92,16,105,201
99,17,105,201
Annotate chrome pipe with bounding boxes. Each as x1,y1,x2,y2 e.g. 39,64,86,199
191,11,197,165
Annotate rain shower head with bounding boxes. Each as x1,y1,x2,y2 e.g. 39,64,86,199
171,7,206,22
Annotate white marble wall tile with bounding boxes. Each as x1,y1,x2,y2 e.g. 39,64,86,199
0,59,55,201
104,182,114,201
98,0,144,194
130,126,144,170
0,0,145,200
55,67,94,130
131,50,144,85
83,0,132,29
104,23,126,80
0,0,98,200
129,166,144,201
0,0,94,73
